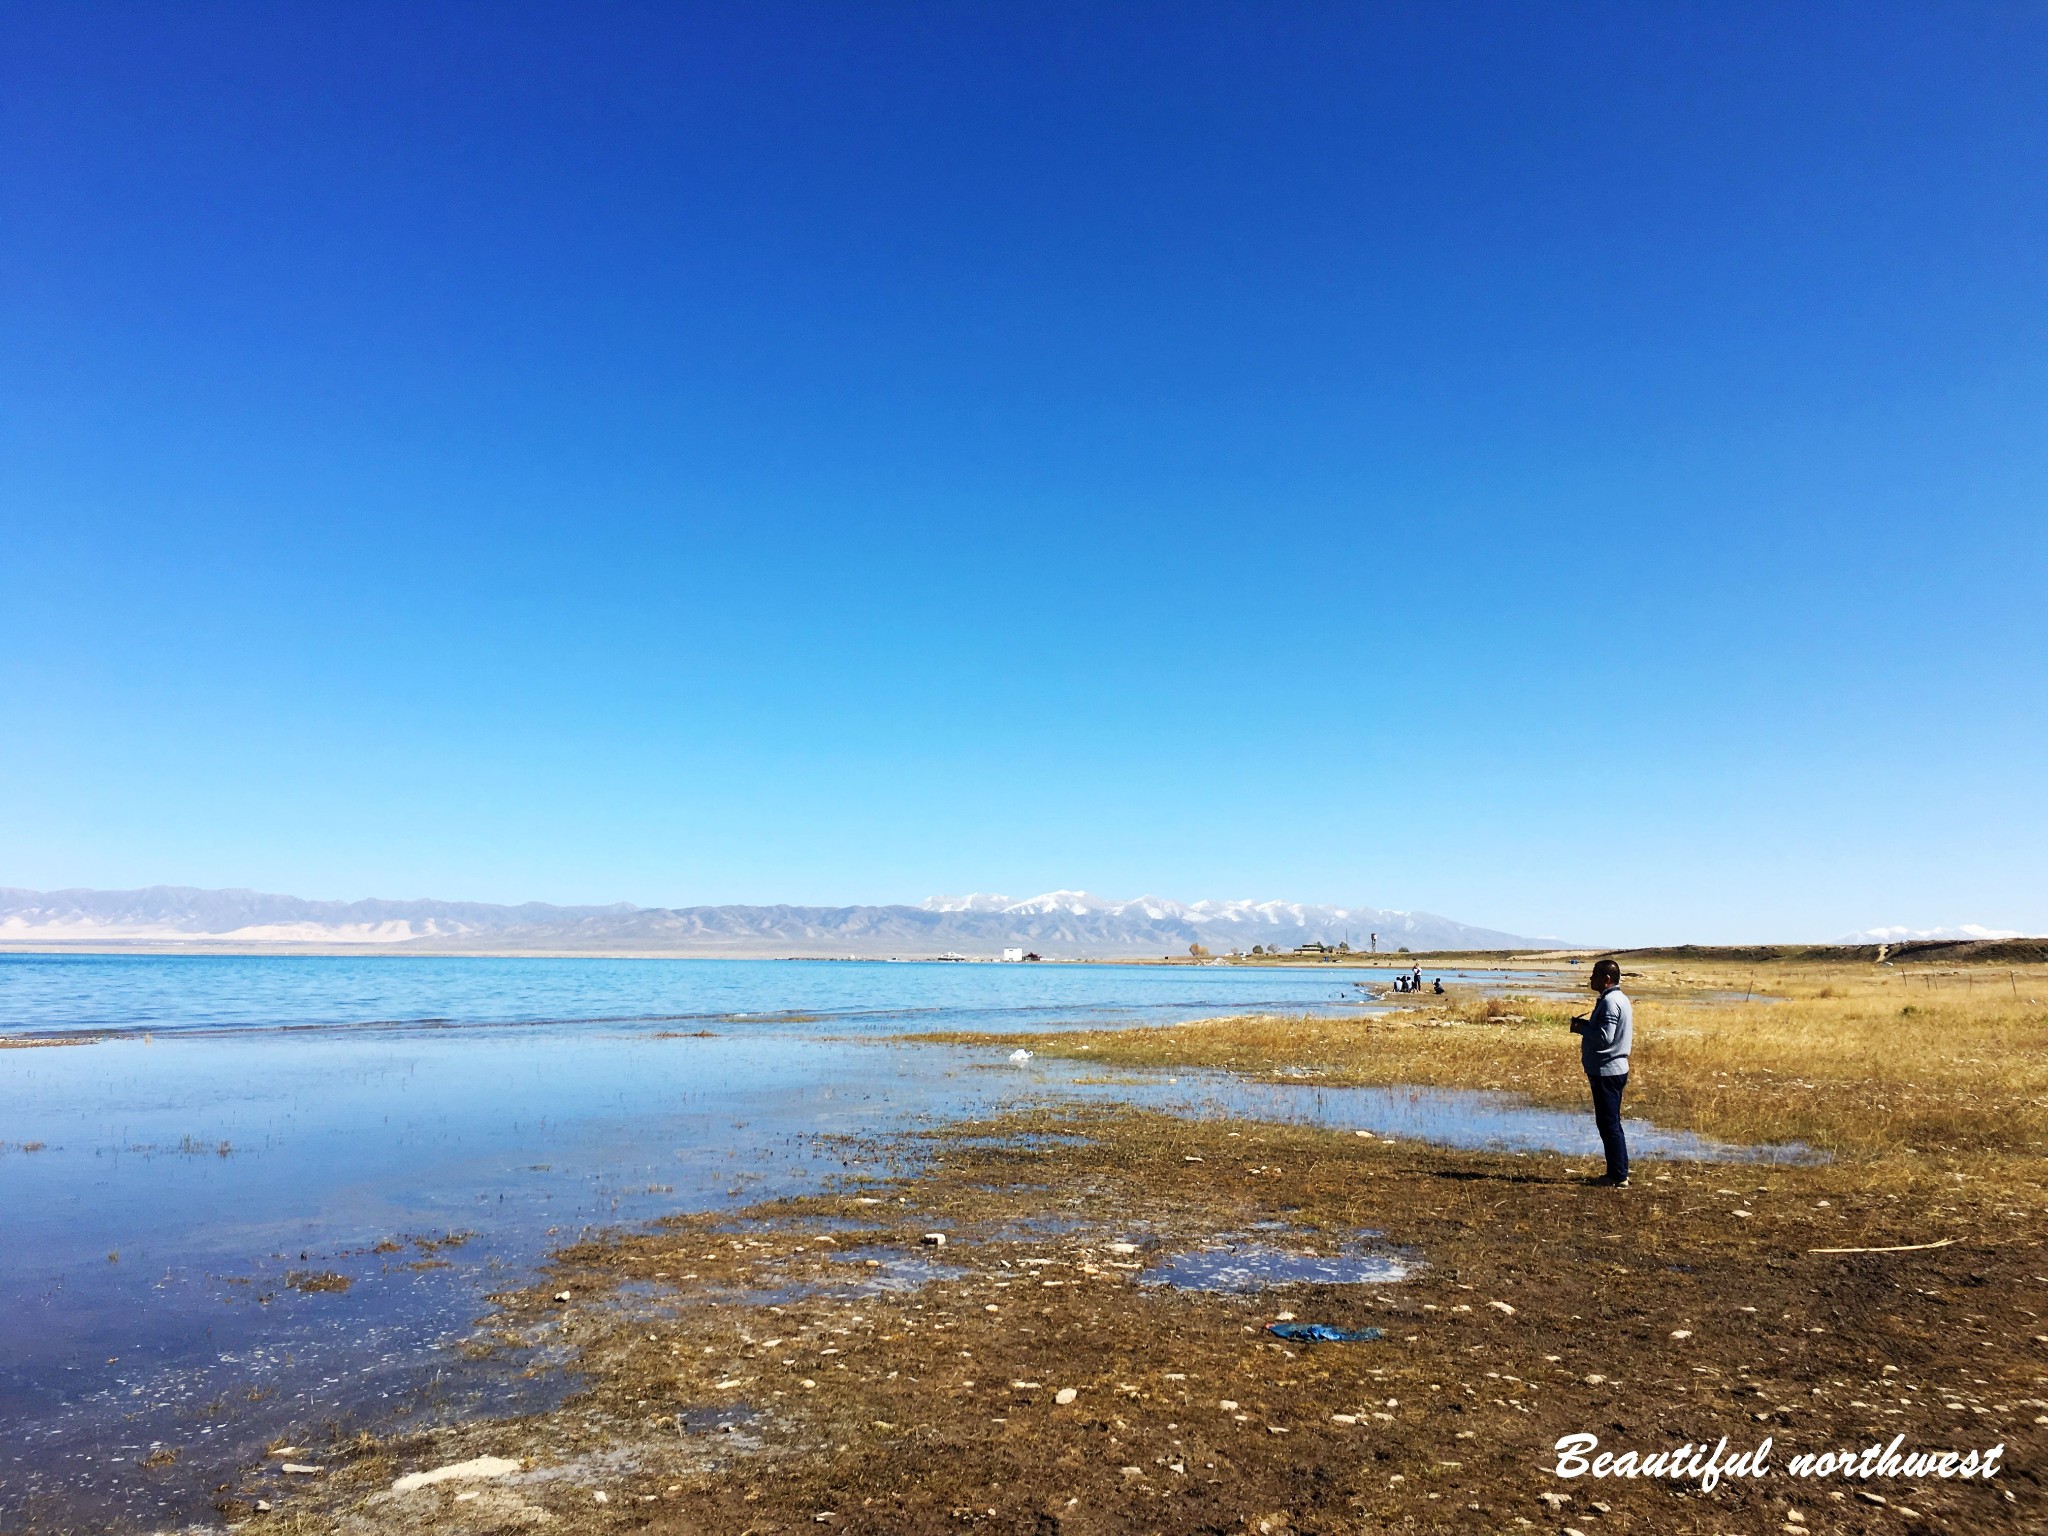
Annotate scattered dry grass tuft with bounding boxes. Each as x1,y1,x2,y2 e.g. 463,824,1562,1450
286,1270,354,1295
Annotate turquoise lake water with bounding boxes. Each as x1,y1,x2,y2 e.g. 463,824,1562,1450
0,950,1429,1036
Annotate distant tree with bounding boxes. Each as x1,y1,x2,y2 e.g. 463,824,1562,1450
1337,940,1350,952
1397,945,1410,954
1188,943,1209,959
1250,944,1265,956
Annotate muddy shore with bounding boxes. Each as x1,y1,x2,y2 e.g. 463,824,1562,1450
118,963,2048,1533
251,1125,2040,1534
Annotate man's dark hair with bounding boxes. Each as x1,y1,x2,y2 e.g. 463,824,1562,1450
1591,958,1622,987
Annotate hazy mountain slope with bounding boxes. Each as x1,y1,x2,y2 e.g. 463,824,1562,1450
0,886,1547,955
0,886,627,943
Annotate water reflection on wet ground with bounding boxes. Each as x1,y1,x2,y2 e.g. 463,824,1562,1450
823,1248,974,1294
1139,1236,1415,1292
1110,1072,1817,1163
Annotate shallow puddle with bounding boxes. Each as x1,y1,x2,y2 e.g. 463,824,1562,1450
1139,1236,1414,1292
986,1213,1090,1241
823,1248,972,1293
1072,1072,1821,1164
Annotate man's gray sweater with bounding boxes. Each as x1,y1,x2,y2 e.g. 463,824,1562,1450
1581,988,1632,1077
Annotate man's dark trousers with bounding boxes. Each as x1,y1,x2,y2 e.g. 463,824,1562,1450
1587,1071,1629,1181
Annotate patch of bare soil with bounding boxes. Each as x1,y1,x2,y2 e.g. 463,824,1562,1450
256,1107,2043,1536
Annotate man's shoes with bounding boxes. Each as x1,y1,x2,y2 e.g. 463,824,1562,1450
1587,1173,1631,1188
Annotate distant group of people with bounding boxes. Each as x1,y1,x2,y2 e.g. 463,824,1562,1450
1390,965,1443,995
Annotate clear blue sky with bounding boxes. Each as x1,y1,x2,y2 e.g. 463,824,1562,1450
3,3,2043,944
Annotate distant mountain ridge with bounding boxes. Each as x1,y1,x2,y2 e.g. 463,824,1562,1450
1836,923,2021,943
0,885,1550,957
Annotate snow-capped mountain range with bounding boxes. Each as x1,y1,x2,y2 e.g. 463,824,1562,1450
911,891,1549,953
921,890,1502,937
0,885,1548,956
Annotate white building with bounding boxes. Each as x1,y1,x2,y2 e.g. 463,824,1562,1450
1001,947,1025,963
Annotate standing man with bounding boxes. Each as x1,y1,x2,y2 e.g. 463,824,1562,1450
1570,958,1633,1187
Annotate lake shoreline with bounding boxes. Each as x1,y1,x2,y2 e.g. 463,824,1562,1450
232,958,2046,1535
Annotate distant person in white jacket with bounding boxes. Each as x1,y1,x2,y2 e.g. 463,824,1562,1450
1569,958,1633,1187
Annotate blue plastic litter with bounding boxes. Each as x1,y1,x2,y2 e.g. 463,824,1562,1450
1265,1321,1383,1343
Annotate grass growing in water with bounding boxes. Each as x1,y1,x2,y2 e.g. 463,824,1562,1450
926,959,2048,1167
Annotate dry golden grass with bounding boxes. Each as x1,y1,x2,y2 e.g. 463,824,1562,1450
927,960,2048,1169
